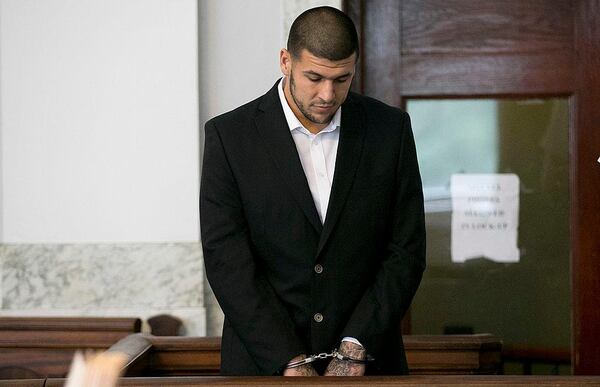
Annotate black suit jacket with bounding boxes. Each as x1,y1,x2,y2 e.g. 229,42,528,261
200,81,425,375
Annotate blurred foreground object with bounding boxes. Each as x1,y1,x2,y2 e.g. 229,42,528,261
65,351,127,387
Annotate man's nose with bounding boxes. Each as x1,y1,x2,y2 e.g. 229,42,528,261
317,81,335,103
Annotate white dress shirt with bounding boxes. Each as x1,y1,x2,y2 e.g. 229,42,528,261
277,78,340,224
277,78,363,350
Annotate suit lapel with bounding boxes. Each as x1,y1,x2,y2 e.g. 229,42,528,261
254,83,323,234
317,95,365,256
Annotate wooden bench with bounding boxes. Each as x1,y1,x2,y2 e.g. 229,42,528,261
109,333,502,376
0,317,141,379
0,316,502,378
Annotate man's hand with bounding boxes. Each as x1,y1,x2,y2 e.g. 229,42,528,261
324,341,366,376
283,354,318,376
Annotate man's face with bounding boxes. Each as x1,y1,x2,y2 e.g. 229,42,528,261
280,48,356,133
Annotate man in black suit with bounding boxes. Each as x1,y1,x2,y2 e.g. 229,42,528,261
200,6,425,376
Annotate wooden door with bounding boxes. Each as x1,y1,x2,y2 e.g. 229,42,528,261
345,0,600,375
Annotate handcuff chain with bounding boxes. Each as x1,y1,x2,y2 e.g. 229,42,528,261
285,349,374,369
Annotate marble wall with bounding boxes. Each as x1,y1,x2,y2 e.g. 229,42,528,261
0,243,206,335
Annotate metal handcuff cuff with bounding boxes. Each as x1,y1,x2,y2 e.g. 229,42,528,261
286,349,375,369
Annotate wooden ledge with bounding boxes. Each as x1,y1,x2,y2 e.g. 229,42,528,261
0,317,141,332
37,375,600,386
107,334,502,376
0,317,142,349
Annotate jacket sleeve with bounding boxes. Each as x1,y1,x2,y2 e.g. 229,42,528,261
340,111,426,357
200,119,306,375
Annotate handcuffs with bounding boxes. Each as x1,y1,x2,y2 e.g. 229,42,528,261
286,349,375,369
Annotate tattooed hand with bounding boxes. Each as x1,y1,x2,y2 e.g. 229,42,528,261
283,354,319,376
324,341,366,376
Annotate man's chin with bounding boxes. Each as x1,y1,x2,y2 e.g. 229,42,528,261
307,113,334,125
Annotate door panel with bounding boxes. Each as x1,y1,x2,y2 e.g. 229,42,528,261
401,0,573,54
401,54,574,96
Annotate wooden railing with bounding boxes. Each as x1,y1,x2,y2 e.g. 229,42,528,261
1,317,502,378
5,375,600,386
108,333,502,376
2,325,599,386
0,317,141,379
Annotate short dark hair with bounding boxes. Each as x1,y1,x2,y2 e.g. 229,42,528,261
287,6,359,62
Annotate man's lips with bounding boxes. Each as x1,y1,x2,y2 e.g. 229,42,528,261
313,105,335,112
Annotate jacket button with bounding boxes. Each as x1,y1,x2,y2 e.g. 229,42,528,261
313,313,324,323
314,264,323,274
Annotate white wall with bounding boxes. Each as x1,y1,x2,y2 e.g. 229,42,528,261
0,0,343,244
0,0,199,243
197,0,282,128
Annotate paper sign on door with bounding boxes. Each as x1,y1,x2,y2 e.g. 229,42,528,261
451,174,520,263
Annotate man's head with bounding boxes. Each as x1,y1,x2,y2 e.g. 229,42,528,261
280,7,359,133
287,6,359,62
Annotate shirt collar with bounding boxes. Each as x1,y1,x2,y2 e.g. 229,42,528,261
277,77,341,134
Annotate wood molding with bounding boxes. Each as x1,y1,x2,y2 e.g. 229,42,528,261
401,53,575,97
0,317,141,332
572,0,600,375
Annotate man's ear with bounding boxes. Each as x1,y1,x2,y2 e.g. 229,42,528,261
279,49,292,76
